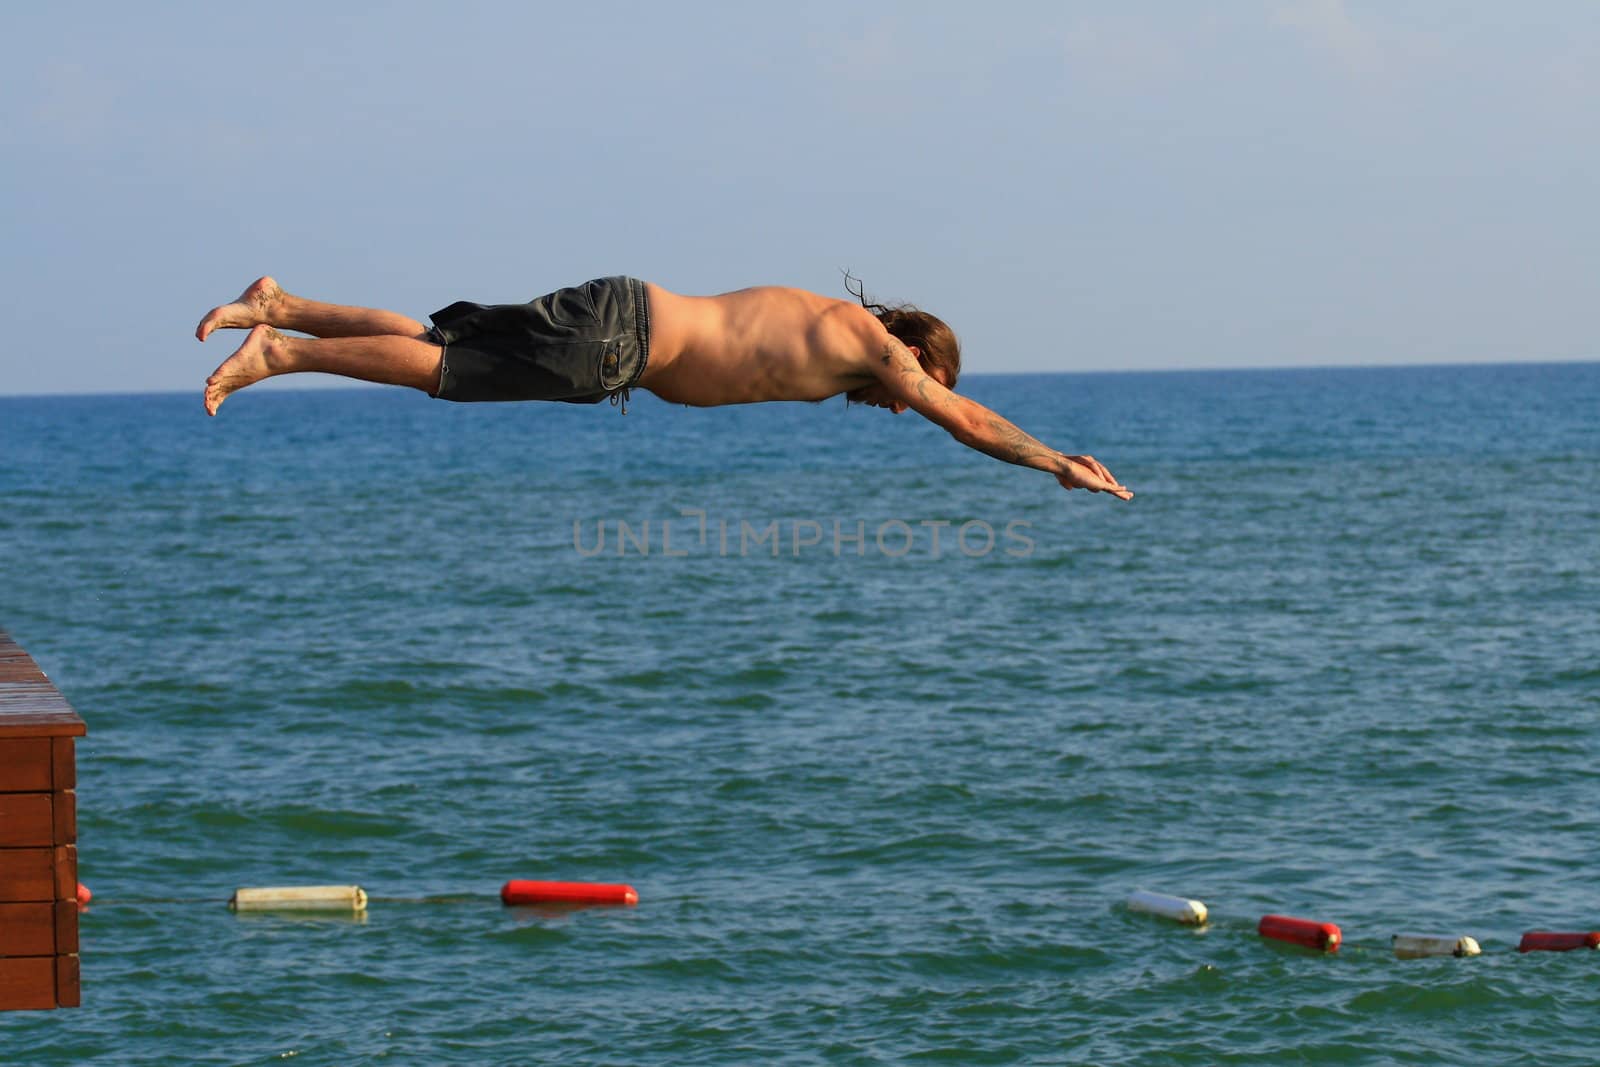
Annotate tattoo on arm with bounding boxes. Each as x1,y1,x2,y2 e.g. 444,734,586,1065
884,340,946,403
880,336,1059,471
976,412,1057,468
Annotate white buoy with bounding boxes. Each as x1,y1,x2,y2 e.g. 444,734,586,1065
1392,934,1481,959
1127,890,1208,925
229,885,369,912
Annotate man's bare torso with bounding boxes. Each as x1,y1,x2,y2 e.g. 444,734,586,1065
638,285,878,406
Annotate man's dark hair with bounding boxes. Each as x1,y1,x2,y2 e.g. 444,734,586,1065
844,272,961,390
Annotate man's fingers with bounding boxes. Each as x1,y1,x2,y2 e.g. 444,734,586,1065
1085,455,1117,484
1087,472,1132,499
1069,457,1116,490
1074,455,1131,499
1057,461,1133,500
1067,454,1109,482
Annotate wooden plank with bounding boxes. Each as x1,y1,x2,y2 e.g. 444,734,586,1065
0,902,55,956
0,632,86,738
52,738,74,791
0,739,52,792
0,642,45,684
0,687,85,736
0,709,85,738
0,848,56,901
53,846,77,902
0,796,53,848
56,954,79,1008
54,900,77,954
53,792,75,845
0,957,55,1011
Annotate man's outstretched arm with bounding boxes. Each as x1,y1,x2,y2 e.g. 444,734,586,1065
871,330,1132,500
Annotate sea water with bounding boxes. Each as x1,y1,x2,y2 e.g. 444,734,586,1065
1,363,1597,1064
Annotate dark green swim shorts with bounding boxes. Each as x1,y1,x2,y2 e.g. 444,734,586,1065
428,276,649,411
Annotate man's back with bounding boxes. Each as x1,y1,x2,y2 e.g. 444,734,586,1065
640,285,878,406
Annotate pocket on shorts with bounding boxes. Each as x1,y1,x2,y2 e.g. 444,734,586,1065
595,339,635,392
542,283,601,329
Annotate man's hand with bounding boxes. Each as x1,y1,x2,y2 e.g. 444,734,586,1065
1055,455,1133,500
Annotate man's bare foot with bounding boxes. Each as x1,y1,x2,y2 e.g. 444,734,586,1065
204,325,284,416
196,276,284,342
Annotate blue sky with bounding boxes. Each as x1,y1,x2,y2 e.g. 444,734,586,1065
2,1,1596,396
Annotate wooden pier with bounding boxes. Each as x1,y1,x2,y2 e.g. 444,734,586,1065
0,630,84,1010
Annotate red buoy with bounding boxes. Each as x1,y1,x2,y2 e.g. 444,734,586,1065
1518,931,1600,953
1259,914,1341,952
76,882,92,908
500,880,638,907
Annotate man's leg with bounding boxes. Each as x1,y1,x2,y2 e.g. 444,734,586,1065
204,325,442,416
196,277,427,341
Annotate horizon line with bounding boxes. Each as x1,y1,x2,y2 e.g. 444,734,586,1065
2,356,1596,402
